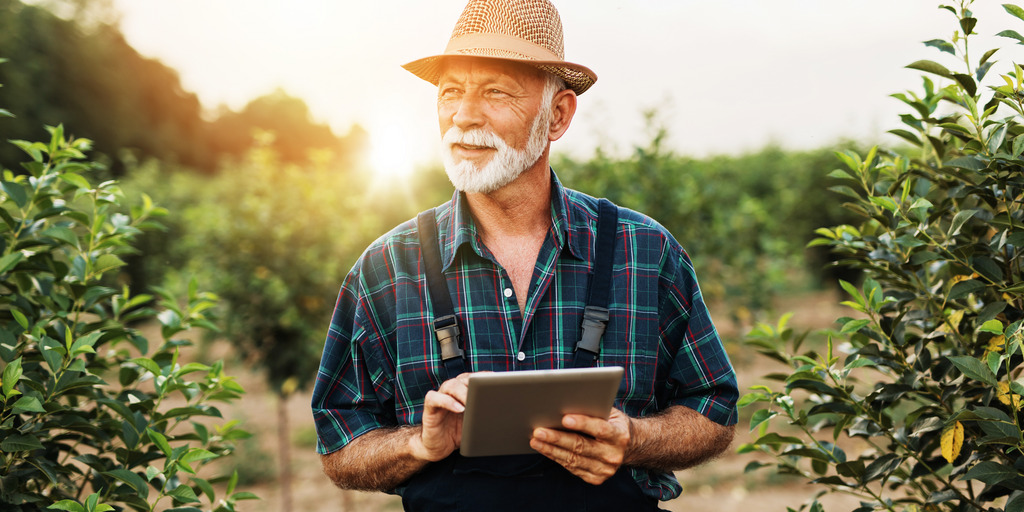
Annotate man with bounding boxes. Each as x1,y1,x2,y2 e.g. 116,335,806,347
311,0,738,510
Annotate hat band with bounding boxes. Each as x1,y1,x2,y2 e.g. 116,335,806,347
444,33,562,62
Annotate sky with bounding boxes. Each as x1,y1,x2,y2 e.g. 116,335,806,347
110,0,1024,174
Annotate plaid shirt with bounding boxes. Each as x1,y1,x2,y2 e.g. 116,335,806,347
311,172,738,501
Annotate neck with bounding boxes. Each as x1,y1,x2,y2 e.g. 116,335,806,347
464,157,552,241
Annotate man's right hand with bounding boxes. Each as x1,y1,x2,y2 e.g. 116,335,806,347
408,372,472,461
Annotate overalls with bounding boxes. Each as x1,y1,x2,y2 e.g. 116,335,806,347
400,452,660,511
408,201,662,511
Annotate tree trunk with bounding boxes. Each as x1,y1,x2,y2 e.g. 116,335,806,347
278,392,293,512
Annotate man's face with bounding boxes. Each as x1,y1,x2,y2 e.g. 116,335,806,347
437,58,551,194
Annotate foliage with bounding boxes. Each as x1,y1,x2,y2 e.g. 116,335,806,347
555,119,860,322
123,135,409,394
0,121,254,510
740,3,1024,511
0,0,365,174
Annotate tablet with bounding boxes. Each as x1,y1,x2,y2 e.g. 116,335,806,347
459,366,624,457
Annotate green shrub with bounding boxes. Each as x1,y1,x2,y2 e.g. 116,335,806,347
0,122,254,511
740,2,1024,511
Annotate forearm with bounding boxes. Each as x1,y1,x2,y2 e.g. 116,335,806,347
320,426,429,492
624,404,735,472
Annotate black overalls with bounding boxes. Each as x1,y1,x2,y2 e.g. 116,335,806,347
405,201,662,511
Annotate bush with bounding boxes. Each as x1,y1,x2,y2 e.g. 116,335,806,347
740,2,1024,511
0,122,254,511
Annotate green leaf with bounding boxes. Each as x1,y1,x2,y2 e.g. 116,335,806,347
103,469,149,499
753,432,803,445
949,279,986,300
997,29,1024,44
130,357,161,375
1004,4,1024,23
948,355,999,386
840,318,871,334
92,254,126,275
953,73,977,97
41,226,80,247
1,433,45,452
59,173,92,190
907,60,953,79
981,319,1005,335
946,156,986,171
0,252,24,275
869,196,898,212
181,448,217,464
961,460,1019,484
167,484,200,504
2,356,23,398
924,38,956,55
862,453,902,483
980,47,999,66
1,180,29,207
949,209,978,236
1007,492,1024,512
12,395,45,413
47,500,86,512
147,428,172,456
230,492,259,501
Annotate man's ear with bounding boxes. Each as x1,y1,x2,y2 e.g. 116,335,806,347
547,89,577,142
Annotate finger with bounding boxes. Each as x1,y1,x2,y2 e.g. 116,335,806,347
423,389,465,414
436,372,474,404
562,414,619,441
529,433,615,485
533,427,619,464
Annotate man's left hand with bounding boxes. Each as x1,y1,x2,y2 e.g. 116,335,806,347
529,408,632,485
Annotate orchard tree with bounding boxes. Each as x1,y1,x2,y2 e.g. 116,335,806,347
0,103,254,509
741,3,1024,512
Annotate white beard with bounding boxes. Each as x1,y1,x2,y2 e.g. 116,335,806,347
441,105,550,194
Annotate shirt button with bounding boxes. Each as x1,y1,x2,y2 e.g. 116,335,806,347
503,287,513,298
517,351,526,361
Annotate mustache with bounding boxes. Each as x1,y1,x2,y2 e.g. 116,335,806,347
442,127,507,150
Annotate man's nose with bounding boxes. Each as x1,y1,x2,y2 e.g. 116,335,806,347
451,94,486,130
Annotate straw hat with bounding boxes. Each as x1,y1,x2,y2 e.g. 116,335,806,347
402,0,597,95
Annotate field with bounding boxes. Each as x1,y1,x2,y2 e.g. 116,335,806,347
214,291,864,512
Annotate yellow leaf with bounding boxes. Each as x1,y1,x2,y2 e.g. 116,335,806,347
947,310,965,334
941,421,964,464
984,335,1007,360
997,381,1023,410
950,273,980,284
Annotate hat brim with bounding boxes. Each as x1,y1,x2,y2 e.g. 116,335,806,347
402,52,597,95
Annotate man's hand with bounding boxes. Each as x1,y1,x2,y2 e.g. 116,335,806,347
529,408,632,485
408,372,471,462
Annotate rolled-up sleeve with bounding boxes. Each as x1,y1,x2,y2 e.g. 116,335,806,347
658,246,739,426
311,265,396,454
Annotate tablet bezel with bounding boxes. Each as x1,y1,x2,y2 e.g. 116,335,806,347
459,366,624,457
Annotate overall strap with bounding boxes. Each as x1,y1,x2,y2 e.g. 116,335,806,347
573,199,618,368
417,209,467,380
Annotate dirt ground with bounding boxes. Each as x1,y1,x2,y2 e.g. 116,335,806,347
211,290,867,512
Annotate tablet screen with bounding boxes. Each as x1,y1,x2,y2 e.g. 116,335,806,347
459,366,624,457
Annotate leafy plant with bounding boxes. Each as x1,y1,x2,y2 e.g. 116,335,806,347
739,2,1024,511
0,120,255,510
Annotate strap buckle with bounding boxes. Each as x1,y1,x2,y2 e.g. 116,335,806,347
434,314,464,361
576,306,609,355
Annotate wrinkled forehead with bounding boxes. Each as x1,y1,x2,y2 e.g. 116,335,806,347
437,56,547,88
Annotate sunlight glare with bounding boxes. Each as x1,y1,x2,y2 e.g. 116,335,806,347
368,117,420,180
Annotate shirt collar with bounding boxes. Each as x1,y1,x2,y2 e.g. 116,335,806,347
439,170,586,271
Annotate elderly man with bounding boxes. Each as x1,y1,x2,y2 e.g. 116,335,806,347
311,0,738,510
